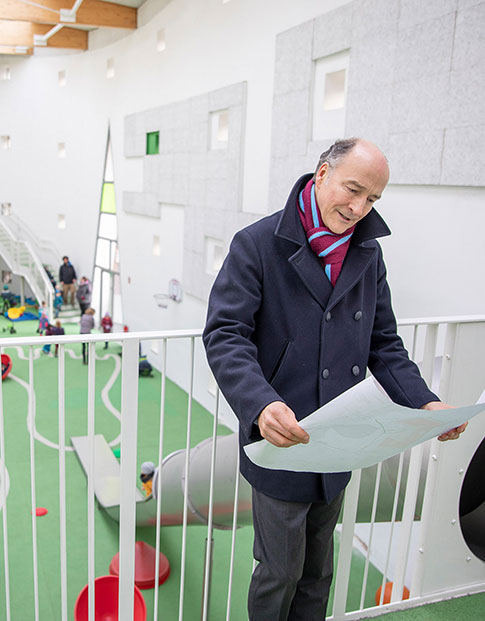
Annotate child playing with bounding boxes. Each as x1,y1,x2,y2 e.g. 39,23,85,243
101,312,113,349
52,320,65,357
54,287,63,318
38,301,49,334
139,462,156,497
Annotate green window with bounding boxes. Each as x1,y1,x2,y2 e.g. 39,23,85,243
146,131,160,155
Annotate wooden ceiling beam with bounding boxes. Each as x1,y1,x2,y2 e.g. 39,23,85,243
0,20,88,50
0,45,33,55
0,0,137,30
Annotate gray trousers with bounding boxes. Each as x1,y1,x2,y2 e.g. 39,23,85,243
248,488,344,621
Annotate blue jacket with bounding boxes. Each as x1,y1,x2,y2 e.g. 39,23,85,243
203,174,438,503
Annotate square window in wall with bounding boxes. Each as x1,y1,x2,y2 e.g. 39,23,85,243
1,136,11,149
153,235,161,256
209,109,229,150
1,203,12,216
58,142,66,158
205,237,224,275
58,70,66,87
106,58,115,79
312,50,349,141
157,29,166,52
1,67,10,80
58,214,66,229
146,131,159,155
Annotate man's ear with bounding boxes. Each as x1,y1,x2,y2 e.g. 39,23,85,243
315,162,329,188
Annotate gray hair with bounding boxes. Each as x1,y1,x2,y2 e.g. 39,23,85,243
313,137,359,179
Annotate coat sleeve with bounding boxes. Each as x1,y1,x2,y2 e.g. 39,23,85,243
203,229,283,439
367,247,439,408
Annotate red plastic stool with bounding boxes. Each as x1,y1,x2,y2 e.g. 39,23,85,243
109,541,170,590
74,575,146,621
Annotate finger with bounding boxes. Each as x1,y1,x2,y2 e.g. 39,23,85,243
261,428,301,448
262,419,308,445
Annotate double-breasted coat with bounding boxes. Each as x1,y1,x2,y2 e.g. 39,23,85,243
203,173,437,503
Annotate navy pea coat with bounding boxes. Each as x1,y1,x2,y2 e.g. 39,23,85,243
203,173,438,503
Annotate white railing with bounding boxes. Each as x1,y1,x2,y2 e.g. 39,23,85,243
0,218,55,319
0,318,483,620
0,213,61,275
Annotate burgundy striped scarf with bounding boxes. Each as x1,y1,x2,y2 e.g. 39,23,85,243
297,179,355,286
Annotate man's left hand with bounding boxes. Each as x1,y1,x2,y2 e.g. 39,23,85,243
421,401,468,441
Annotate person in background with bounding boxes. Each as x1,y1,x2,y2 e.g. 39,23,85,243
101,312,113,349
42,323,54,354
139,462,156,497
54,286,63,318
59,255,77,306
37,301,49,334
80,307,95,364
76,276,92,316
52,320,65,357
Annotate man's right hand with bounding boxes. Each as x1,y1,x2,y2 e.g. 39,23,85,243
257,401,310,448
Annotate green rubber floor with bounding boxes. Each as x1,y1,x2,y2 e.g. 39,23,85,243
0,315,482,619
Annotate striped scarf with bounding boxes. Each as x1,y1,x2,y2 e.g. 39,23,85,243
297,180,355,286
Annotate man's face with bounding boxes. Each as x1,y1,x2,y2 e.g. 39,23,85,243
63,257,68,264
314,144,389,234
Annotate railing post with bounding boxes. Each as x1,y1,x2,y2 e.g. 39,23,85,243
118,338,140,621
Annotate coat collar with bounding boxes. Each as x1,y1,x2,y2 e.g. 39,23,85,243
275,173,391,245
275,173,391,311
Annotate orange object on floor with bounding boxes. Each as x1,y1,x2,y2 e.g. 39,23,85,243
109,541,170,590
375,581,410,605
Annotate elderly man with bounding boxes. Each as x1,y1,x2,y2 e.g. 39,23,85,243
203,138,466,620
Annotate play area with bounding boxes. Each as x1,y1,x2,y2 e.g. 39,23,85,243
0,311,392,620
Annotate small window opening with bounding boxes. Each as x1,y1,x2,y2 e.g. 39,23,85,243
210,110,229,150
107,58,115,79
146,131,160,155
157,29,166,52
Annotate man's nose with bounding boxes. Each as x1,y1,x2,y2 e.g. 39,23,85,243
349,196,367,216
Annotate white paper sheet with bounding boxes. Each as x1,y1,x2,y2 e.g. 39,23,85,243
244,377,485,473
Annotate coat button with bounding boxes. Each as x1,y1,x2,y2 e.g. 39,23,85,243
354,310,362,320
352,365,360,376
326,311,332,322
322,368,330,379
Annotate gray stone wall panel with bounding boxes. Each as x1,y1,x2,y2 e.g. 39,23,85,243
394,14,455,83
452,2,485,71
398,0,457,28
312,3,353,60
274,20,314,96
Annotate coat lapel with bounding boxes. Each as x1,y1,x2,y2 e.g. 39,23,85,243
326,243,377,311
289,245,333,310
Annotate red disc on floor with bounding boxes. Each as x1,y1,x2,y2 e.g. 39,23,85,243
35,507,48,517
109,541,170,589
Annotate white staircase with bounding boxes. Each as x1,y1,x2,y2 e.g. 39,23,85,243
0,216,56,320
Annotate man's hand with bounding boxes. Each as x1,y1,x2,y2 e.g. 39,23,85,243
257,401,310,448
421,401,468,441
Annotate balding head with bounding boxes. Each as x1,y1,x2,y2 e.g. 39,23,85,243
313,138,390,234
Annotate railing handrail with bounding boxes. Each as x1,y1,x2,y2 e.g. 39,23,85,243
0,219,56,318
0,329,204,348
0,213,60,270
398,314,485,327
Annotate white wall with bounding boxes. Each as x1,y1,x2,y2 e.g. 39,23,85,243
0,0,483,420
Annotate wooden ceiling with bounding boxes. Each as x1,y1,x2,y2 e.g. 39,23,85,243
0,0,143,55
